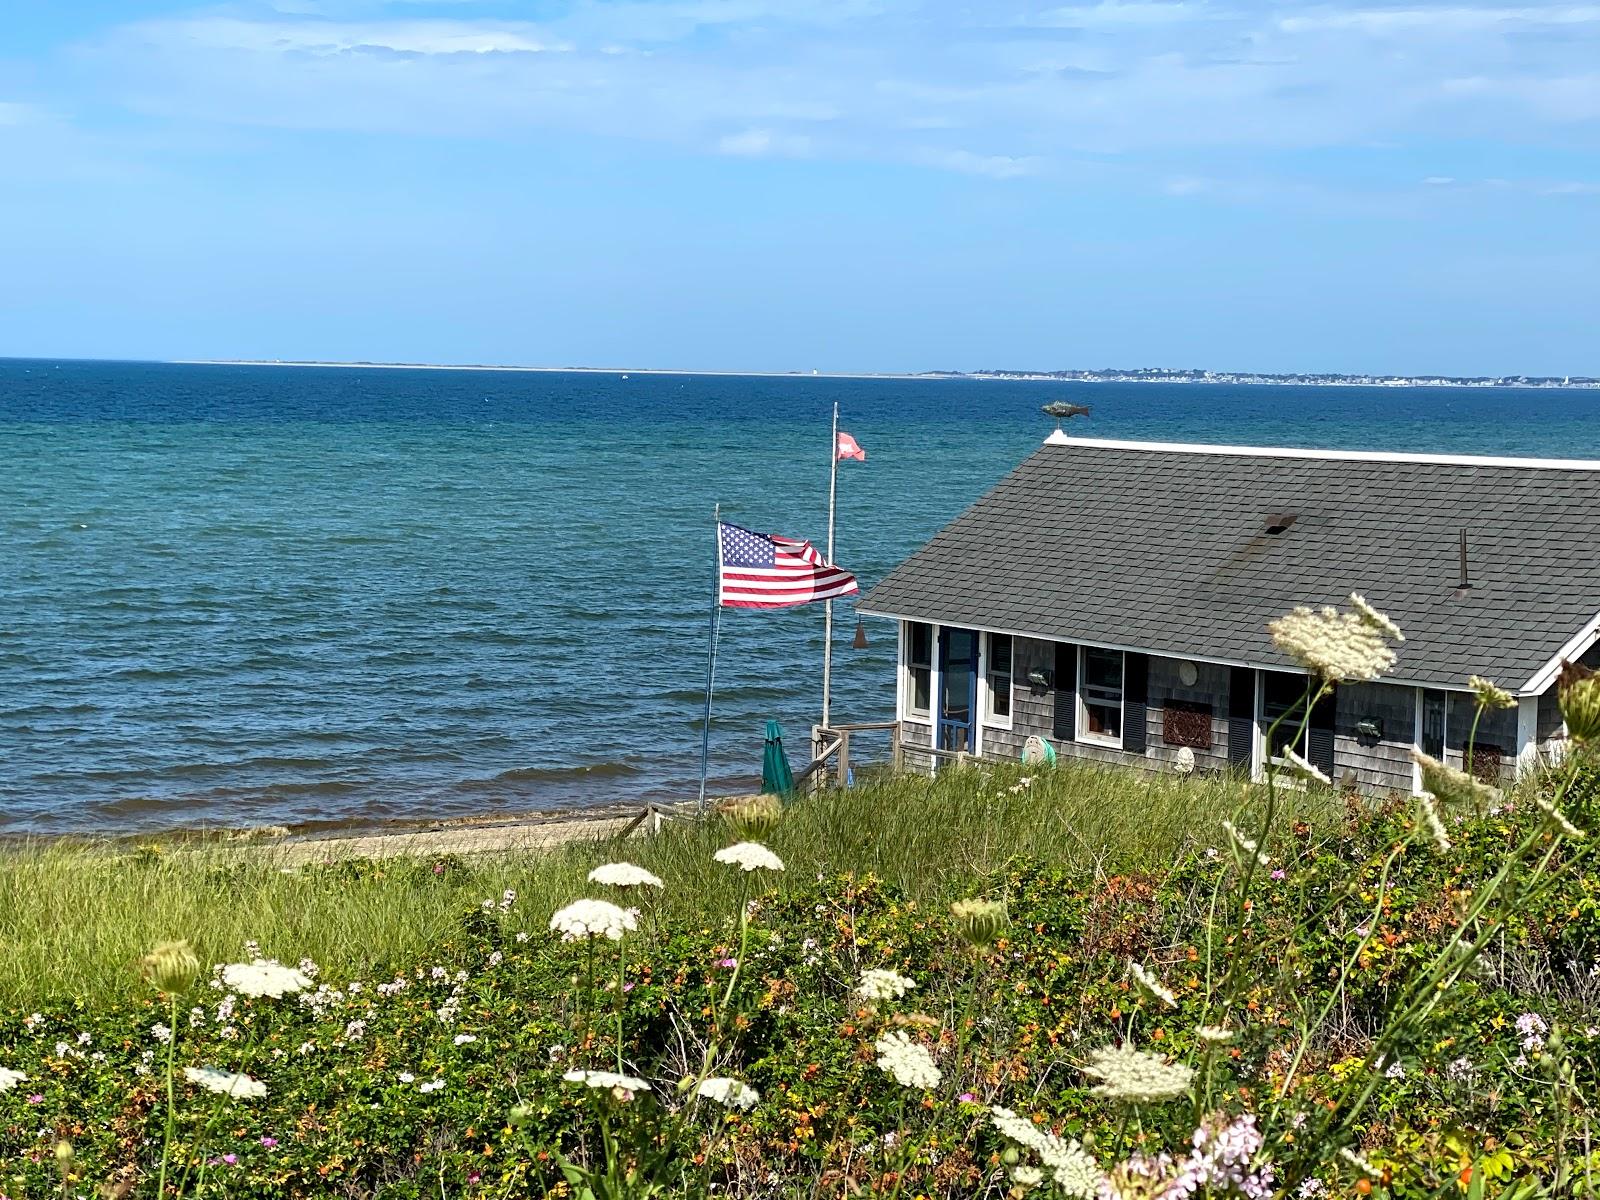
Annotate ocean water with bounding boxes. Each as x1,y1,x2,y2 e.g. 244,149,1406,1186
4,359,1599,835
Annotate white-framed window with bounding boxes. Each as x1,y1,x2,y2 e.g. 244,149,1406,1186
983,632,1014,728
1258,671,1313,768
902,621,934,722
1077,646,1125,746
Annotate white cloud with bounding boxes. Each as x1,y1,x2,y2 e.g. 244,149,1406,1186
39,0,1600,194
1030,1,1217,28
911,148,1042,178
716,128,812,156
141,15,566,56
1280,5,1600,35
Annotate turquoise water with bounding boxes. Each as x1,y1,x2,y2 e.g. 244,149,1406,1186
4,359,1599,834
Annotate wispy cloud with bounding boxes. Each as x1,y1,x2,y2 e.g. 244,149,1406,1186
24,0,1597,198
1279,5,1600,34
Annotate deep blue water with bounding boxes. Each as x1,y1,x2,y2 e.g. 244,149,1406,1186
4,359,1599,834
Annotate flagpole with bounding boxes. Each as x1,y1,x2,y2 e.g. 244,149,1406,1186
822,402,839,730
697,504,722,813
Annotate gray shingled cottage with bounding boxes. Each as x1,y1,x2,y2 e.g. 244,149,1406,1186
857,433,1600,793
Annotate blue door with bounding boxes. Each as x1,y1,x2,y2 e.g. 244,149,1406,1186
937,628,978,755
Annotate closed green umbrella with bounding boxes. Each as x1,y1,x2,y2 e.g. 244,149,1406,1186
761,719,795,796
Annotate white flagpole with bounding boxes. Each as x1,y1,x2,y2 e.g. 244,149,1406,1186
822,402,839,729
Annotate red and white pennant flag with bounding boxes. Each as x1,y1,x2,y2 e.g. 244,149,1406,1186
836,430,866,461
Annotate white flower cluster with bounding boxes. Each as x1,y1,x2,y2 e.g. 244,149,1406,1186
588,862,665,889
874,1031,941,1090
1411,750,1501,809
1339,1146,1380,1178
989,1107,1104,1198
713,842,785,873
1221,820,1270,868
1415,792,1452,853
563,1069,651,1094
1516,1011,1548,1053
1534,793,1586,840
0,1066,26,1093
1280,747,1330,787
856,968,917,1002
1128,961,1177,1008
221,959,314,999
1195,1025,1236,1044
549,898,640,942
1082,1043,1194,1103
184,1066,267,1100
1269,596,1401,682
695,1076,760,1111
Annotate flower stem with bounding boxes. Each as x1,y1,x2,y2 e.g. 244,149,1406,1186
156,990,179,1199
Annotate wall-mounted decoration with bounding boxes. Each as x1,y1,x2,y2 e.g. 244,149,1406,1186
1163,699,1212,749
1173,746,1196,774
1177,660,1199,687
1466,744,1503,785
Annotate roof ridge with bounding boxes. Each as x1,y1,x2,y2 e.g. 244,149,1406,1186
1040,432,1600,471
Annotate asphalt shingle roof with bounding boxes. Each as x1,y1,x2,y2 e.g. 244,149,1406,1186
858,437,1600,692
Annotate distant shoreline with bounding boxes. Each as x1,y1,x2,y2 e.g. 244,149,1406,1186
172,359,1600,390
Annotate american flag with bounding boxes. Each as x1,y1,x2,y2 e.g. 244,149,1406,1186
717,522,860,609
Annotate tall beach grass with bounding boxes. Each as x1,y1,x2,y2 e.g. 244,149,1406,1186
0,759,1329,1009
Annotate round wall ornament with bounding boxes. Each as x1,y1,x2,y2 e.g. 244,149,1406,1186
1178,660,1199,687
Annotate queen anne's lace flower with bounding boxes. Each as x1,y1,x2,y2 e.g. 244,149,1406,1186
1010,1165,1044,1189
549,899,639,942
1195,1025,1236,1043
1415,792,1452,853
563,1069,651,1093
989,1107,1104,1198
1468,675,1517,710
1349,594,1405,643
695,1076,760,1110
1412,750,1500,807
713,842,785,872
587,862,664,889
1221,820,1270,868
1269,599,1401,682
1082,1044,1194,1103
856,968,917,1002
184,1067,267,1100
0,1067,26,1093
1128,961,1177,1008
1534,793,1586,840
874,1031,941,1089
1339,1146,1380,1177
220,959,313,999
1280,747,1330,787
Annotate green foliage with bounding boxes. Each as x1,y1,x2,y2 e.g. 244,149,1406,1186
0,758,1595,1198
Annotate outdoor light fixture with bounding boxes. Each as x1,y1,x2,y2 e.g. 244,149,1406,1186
1027,667,1052,688
852,618,869,650
1356,718,1383,740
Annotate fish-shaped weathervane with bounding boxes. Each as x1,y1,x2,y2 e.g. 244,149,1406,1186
1041,400,1091,435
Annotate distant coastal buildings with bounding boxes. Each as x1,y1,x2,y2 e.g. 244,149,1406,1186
924,367,1600,389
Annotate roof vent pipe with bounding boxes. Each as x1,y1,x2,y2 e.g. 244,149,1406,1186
1454,529,1473,596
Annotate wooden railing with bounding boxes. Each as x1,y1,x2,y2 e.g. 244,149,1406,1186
799,721,902,791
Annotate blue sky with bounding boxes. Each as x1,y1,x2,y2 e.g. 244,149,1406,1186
2,0,1597,375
